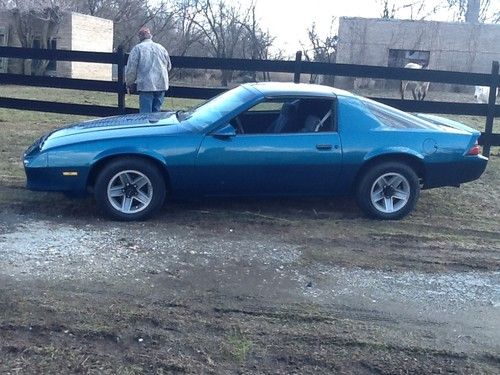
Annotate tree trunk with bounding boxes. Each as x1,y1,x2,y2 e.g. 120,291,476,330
23,59,31,75
221,70,233,87
465,0,481,23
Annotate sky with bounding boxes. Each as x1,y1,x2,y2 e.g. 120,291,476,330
237,0,479,56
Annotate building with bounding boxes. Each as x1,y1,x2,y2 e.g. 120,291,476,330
0,11,113,80
336,17,500,90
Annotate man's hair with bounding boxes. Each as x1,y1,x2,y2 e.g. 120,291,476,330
138,27,152,40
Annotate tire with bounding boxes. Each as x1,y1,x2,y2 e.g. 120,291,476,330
356,162,420,220
94,157,166,221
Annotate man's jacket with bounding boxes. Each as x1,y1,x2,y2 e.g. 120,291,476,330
125,39,172,92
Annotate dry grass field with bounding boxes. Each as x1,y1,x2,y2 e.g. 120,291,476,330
0,85,499,374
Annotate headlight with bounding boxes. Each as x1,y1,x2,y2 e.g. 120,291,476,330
23,152,48,168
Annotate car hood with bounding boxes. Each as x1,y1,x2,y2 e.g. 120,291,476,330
38,112,193,151
48,112,181,140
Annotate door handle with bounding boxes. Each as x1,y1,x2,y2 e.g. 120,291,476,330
316,144,333,151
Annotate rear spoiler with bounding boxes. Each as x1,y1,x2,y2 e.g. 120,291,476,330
413,113,480,136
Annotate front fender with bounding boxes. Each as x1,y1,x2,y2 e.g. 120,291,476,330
87,134,202,196
85,147,169,191
92,146,167,167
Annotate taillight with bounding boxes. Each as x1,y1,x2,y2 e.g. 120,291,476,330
467,141,481,156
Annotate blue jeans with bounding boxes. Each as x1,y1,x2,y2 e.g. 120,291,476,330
139,91,165,113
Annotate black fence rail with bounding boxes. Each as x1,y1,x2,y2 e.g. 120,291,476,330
0,46,499,156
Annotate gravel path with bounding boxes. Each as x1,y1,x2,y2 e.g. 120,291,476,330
2,213,499,358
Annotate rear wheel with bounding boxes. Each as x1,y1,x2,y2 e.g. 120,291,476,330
356,162,420,220
94,158,166,221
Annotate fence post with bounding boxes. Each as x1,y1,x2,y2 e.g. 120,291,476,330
483,60,499,158
117,45,126,115
294,51,302,84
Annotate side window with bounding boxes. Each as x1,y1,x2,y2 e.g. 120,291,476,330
248,101,284,112
232,98,335,135
298,99,335,133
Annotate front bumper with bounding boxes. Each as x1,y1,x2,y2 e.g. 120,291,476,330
24,166,87,192
24,152,88,193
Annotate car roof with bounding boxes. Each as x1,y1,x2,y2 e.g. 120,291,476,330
244,82,354,98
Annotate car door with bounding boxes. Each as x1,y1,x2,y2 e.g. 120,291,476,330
195,98,342,197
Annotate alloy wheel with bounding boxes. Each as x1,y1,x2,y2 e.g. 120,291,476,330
107,170,153,214
370,172,410,214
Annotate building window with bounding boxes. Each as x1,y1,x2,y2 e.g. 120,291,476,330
388,49,430,68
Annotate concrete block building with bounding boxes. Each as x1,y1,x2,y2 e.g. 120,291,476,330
0,11,113,80
335,17,500,90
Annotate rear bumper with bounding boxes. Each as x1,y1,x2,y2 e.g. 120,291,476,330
424,156,488,189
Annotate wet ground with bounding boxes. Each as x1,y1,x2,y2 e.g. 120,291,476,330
1,189,499,374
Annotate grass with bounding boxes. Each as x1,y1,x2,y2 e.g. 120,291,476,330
226,329,253,363
0,84,202,108
0,86,201,122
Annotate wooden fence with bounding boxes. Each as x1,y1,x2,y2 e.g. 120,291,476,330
0,46,499,156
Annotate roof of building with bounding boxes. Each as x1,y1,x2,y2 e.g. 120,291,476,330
340,16,500,28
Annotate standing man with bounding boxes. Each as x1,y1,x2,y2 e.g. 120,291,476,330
126,27,172,113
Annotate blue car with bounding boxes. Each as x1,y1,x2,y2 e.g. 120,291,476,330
23,82,487,221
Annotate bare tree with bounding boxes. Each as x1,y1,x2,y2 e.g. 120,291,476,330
379,0,441,20
147,0,204,82
3,0,276,82
70,0,163,50
378,0,498,23
446,0,497,23
238,4,274,81
493,10,500,23
76,0,106,15
161,0,204,57
302,18,337,85
465,0,481,22
7,1,69,74
71,0,202,53
380,0,396,19
189,0,254,85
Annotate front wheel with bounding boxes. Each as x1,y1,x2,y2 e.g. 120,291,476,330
94,158,166,221
356,162,420,220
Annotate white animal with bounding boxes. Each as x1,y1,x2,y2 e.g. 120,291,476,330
400,63,430,101
474,86,499,103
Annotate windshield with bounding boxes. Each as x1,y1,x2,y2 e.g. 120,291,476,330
181,85,256,129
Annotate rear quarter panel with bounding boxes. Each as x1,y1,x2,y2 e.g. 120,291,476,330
336,96,482,193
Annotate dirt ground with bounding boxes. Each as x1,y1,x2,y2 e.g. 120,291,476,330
1,166,499,374
0,93,499,373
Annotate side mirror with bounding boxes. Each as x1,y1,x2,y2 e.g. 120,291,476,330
212,124,237,139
